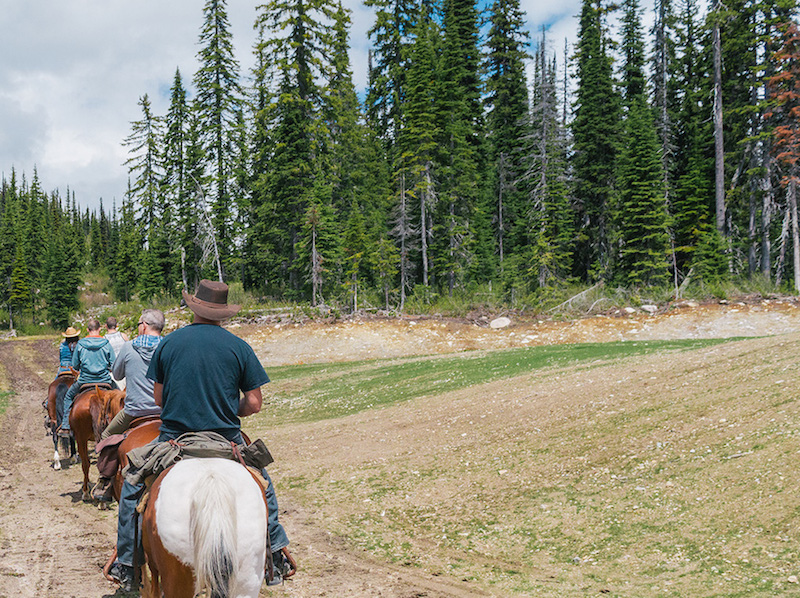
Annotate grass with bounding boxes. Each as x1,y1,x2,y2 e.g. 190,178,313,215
253,333,800,597
259,338,741,425
0,391,13,417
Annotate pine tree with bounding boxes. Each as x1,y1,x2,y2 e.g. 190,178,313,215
572,0,622,279
364,0,417,145
613,0,671,286
163,68,190,290
113,192,142,301
193,0,243,277
765,20,800,292
519,35,574,290
123,94,163,236
483,0,530,266
671,0,714,275
396,5,440,289
436,0,485,293
251,0,336,297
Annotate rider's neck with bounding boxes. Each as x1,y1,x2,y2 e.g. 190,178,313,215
192,315,222,327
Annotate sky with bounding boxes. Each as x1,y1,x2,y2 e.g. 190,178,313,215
0,0,594,214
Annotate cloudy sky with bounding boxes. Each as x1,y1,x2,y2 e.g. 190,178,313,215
1,0,594,214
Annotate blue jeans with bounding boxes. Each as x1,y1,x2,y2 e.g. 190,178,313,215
116,432,289,568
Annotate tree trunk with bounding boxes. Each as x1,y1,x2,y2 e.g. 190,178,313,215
790,175,800,293
421,166,431,287
713,18,726,236
761,143,772,277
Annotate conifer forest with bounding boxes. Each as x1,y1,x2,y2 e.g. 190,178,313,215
2,0,800,328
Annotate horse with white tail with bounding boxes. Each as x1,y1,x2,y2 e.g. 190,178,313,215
140,457,269,598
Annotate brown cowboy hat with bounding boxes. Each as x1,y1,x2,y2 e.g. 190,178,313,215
62,326,80,338
182,280,240,321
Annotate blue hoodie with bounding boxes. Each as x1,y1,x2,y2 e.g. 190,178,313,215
72,336,115,384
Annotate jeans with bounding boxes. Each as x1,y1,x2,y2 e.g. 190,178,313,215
116,431,289,568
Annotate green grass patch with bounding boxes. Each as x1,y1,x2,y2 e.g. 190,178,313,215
0,390,14,417
260,338,741,425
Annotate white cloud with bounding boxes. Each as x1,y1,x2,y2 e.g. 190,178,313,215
0,0,600,213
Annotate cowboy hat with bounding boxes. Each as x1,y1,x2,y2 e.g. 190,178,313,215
182,279,240,321
62,326,80,338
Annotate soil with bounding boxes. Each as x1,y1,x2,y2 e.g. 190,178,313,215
0,297,798,597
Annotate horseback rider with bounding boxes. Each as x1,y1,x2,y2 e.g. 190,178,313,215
57,319,117,437
91,309,164,502
57,326,80,377
109,280,294,591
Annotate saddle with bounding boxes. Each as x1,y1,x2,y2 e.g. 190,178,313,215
79,382,113,392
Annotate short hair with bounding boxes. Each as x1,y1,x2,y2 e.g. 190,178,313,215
106,316,118,329
86,318,101,332
140,309,165,332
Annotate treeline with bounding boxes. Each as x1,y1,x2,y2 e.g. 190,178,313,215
3,0,800,326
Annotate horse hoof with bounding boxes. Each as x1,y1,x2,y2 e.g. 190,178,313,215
82,492,92,503
53,461,61,471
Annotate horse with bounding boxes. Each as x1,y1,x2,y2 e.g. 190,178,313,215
140,458,268,598
68,385,125,501
44,370,77,470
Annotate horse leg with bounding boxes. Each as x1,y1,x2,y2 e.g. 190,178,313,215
74,433,91,501
51,428,62,470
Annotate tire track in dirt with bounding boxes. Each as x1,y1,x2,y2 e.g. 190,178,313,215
0,339,120,598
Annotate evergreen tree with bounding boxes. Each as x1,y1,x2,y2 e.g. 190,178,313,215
436,0,485,292
163,68,190,291
613,0,671,286
572,0,622,279
765,20,800,291
671,0,714,274
396,5,440,289
193,0,243,277
519,35,574,290
251,0,336,297
364,0,417,145
123,94,163,234
483,0,530,266
615,98,671,286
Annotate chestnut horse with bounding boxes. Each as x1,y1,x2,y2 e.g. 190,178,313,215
44,370,77,470
140,458,268,598
68,385,125,501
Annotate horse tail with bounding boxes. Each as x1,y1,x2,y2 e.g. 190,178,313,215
190,469,238,598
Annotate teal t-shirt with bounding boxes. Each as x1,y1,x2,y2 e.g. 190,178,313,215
147,323,269,441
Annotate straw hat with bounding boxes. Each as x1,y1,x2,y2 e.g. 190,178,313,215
62,326,80,338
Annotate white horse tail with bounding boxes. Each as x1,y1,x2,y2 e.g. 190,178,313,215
190,469,238,598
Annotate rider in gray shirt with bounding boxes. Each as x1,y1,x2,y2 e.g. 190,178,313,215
102,309,164,439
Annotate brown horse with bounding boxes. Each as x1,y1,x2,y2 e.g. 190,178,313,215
68,385,125,501
44,370,77,470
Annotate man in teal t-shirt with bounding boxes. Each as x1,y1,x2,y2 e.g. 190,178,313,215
148,322,269,441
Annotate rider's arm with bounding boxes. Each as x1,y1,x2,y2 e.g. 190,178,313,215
153,382,163,407
238,387,263,417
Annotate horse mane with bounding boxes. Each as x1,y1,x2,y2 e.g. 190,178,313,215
89,390,106,442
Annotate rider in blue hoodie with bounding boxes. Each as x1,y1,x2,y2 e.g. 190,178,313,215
58,318,116,435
